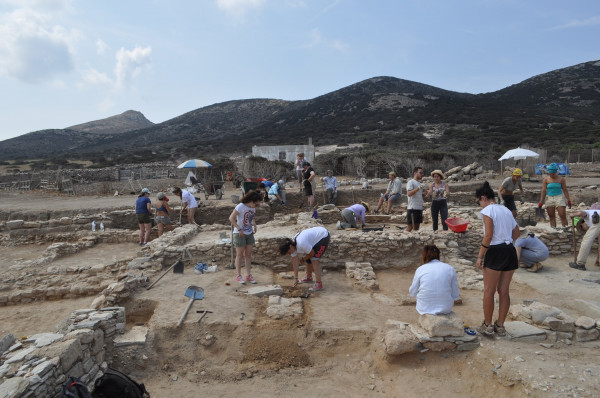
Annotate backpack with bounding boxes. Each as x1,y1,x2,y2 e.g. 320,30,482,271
92,368,150,398
62,376,92,398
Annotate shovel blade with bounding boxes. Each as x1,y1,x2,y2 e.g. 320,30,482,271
535,207,546,220
173,260,184,274
185,285,204,300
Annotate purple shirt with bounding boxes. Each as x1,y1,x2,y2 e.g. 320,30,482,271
345,204,367,225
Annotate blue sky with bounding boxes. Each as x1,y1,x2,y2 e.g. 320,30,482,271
0,0,598,141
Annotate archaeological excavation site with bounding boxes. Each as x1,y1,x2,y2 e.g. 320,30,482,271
1,163,600,398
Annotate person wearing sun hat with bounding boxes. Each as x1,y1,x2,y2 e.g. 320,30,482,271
425,169,450,231
498,168,524,218
539,163,572,229
338,201,370,229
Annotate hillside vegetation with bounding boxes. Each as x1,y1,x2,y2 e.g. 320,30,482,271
1,60,599,168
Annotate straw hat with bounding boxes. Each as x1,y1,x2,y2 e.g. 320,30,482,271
430,170,445,179
360,201,370,213
388,171,397,177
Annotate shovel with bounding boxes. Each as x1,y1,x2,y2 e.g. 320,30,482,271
177,286,204,327
535,206,546,220
146,260,184,290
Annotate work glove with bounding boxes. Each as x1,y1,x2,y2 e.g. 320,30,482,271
538,202,543,208
281,201,286,205
520,200,525,205
568,201,572,209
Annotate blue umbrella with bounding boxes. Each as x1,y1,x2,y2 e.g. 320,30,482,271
177,159,213,168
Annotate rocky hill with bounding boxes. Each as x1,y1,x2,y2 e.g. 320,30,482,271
0,60,598,166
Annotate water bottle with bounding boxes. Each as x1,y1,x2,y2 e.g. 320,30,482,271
312,209,318,219
100,222,105,232
91,220,96,232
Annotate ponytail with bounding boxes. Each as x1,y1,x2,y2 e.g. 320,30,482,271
421,244,441,264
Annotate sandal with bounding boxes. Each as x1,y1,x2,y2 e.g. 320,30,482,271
477,321,494,337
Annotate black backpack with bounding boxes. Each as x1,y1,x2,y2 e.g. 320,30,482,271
62,376,92,398
93,368,150,398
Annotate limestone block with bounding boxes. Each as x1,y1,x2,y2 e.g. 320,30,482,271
31,360,55,378
456,341,480,351
423,341,456,351
384,327,420,356
575,328,600,342
65,329,94,345
5,346,36,364
246,285,283,297
574,316,596,330
542,316,575,332
0,333,16,353
113,326,148,347
572,299,600,319
24,333,64,347
266,296,303,319
504,321,547,342
0,377,29,397
417,312,464,337
5,220,24,229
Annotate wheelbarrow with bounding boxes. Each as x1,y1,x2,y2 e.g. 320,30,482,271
196,181,225,200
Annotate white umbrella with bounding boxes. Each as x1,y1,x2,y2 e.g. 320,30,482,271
177,159,213,168
498,147,539,161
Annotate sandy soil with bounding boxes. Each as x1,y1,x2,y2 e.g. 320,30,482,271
1,169,600,397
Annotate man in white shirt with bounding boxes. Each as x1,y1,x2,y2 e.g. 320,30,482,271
321,170,339,205
173,187,199,226
406,167,424,232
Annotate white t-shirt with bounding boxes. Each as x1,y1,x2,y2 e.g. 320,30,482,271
480,204,517,245
233,203,255,235
181,190,198,208
409,260,460,315
406,179,423,210
291,226,329,257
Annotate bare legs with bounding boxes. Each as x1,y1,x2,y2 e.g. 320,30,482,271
547,206,568,227
187,207,198,225
482,268,515,326
235,245,253,277
138,222,151,244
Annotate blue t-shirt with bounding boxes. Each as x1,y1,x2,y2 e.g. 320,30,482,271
263,181,275,189
515,236,549,256
136,196,151,214
268,184,281,195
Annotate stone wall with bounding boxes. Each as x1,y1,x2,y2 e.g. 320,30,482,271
0,307,125,397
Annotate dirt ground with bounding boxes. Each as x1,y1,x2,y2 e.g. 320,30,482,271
1,170,600,397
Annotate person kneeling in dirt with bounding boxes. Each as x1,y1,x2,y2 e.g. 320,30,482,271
279,226,330,292
337,201,369,229
267,180,286,205
155,192,174,237
515,230,549,272
409,244,460,315
569,203,600,271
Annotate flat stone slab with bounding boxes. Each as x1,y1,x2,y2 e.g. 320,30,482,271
24,333,64,347
504,321,547,342
246,285,283,297
0,377,29,397
572,299,600,319
113,326,148,347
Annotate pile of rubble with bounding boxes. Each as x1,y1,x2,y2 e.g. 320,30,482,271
443,162,496,182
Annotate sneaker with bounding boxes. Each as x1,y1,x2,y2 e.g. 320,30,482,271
299,276,313,283
236,275,245,284
246,274,257,284
477,321,494,337
493,321,507,337
527,262,543,273
569,262,586,270
309,281,323,292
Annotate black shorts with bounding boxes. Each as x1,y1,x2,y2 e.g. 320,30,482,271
484,243,518,271
304,180,313,196
311,233,330,259
137,213,151,224
503,194,517,211
406,209,423,225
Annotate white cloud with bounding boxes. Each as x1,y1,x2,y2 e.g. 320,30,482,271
114,45,152,90
96,39,108,55
549,15,600,30
308,0,340,24
303,28,348,52
216,0,266,17
80,68,112,86
0,7,78,83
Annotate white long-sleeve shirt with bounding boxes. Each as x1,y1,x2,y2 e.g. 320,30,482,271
409,260,460,315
